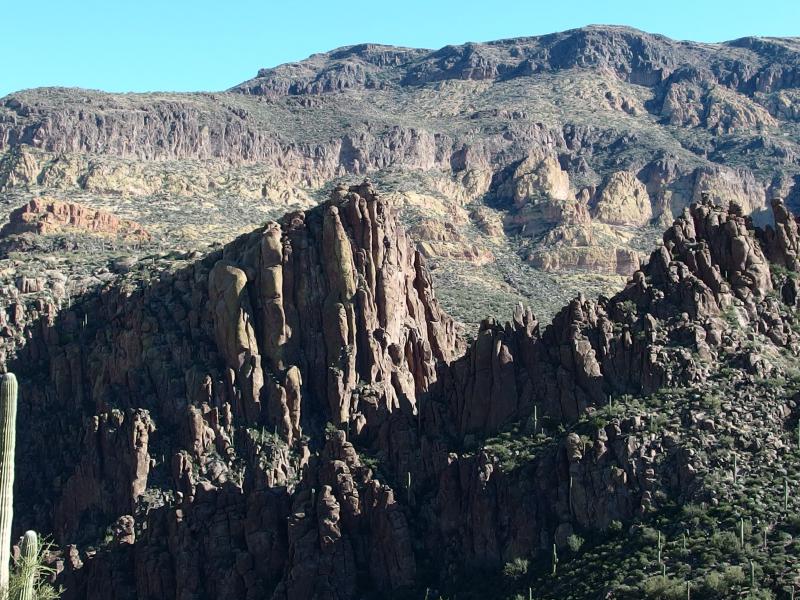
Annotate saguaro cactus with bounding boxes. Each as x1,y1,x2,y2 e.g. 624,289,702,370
785,477,790,511
19,531,39,600
0,373,18,596
739,517,745,548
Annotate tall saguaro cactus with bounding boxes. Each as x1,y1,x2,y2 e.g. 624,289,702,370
0,373,18,597
19,531,38,600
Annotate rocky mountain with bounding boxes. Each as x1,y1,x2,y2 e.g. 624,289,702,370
1,25,800,323
1,178,800,598
2,25,800,600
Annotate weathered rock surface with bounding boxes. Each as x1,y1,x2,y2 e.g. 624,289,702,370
761,196,800,270
436,194,797,435
592,171,652,226
2,25,798,292
3,182,463,599
2,25,800,598
412,218,494,265
528,244,641,276
4,184,800,599
0,198,151,241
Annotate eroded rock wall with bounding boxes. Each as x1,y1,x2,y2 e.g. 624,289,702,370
5,187,800,599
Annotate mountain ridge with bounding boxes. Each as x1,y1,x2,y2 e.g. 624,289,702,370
1,23,799,326
3,23,800,600
231,24,800,97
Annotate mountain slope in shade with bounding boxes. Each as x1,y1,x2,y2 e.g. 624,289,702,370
2,180,800,598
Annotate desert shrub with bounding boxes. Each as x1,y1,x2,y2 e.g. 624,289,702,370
502,557,529,580
608,519,624,534
567,534,585,553
701,565,745,596
640,575,687,599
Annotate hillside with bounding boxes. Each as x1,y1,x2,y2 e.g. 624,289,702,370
2,26,800,598
0,179,799,598
2,25,800,323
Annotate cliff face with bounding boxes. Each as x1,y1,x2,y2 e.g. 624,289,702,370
3,27,798,171
3,24,800,598
4,182,462,599
1,26,799,325
435,192,796,439
5,180,800,598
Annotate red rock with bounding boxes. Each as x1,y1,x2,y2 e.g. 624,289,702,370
0,198,151,241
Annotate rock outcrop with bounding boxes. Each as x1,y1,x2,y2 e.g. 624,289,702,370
0,198,151,241
761,196,800,270
4,185,800,599
528,245,641,276
1,26,797,290
4,183,461,593
592,171,652,226
1,24,800,598
437,193,796,436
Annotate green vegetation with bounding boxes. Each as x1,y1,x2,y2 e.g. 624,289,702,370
0,376,61,599
480,425,556,472
423,338,800,599
437,492,799,599
18,531,38,600
8,533,61,600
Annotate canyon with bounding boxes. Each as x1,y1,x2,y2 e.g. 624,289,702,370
1,24,800,599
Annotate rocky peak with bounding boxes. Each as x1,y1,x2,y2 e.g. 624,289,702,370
592,170,652,226
232,25,800,97
5,179,459,536
5,184,800,599
760,196,800,270
1,27,797,299
437,194,800,437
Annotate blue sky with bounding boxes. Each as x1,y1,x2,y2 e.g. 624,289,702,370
1,0,798,97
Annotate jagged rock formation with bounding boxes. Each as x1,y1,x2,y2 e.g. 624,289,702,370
438,192,798,437
4,179,800,598
761,196,800,270
3,182,461,599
